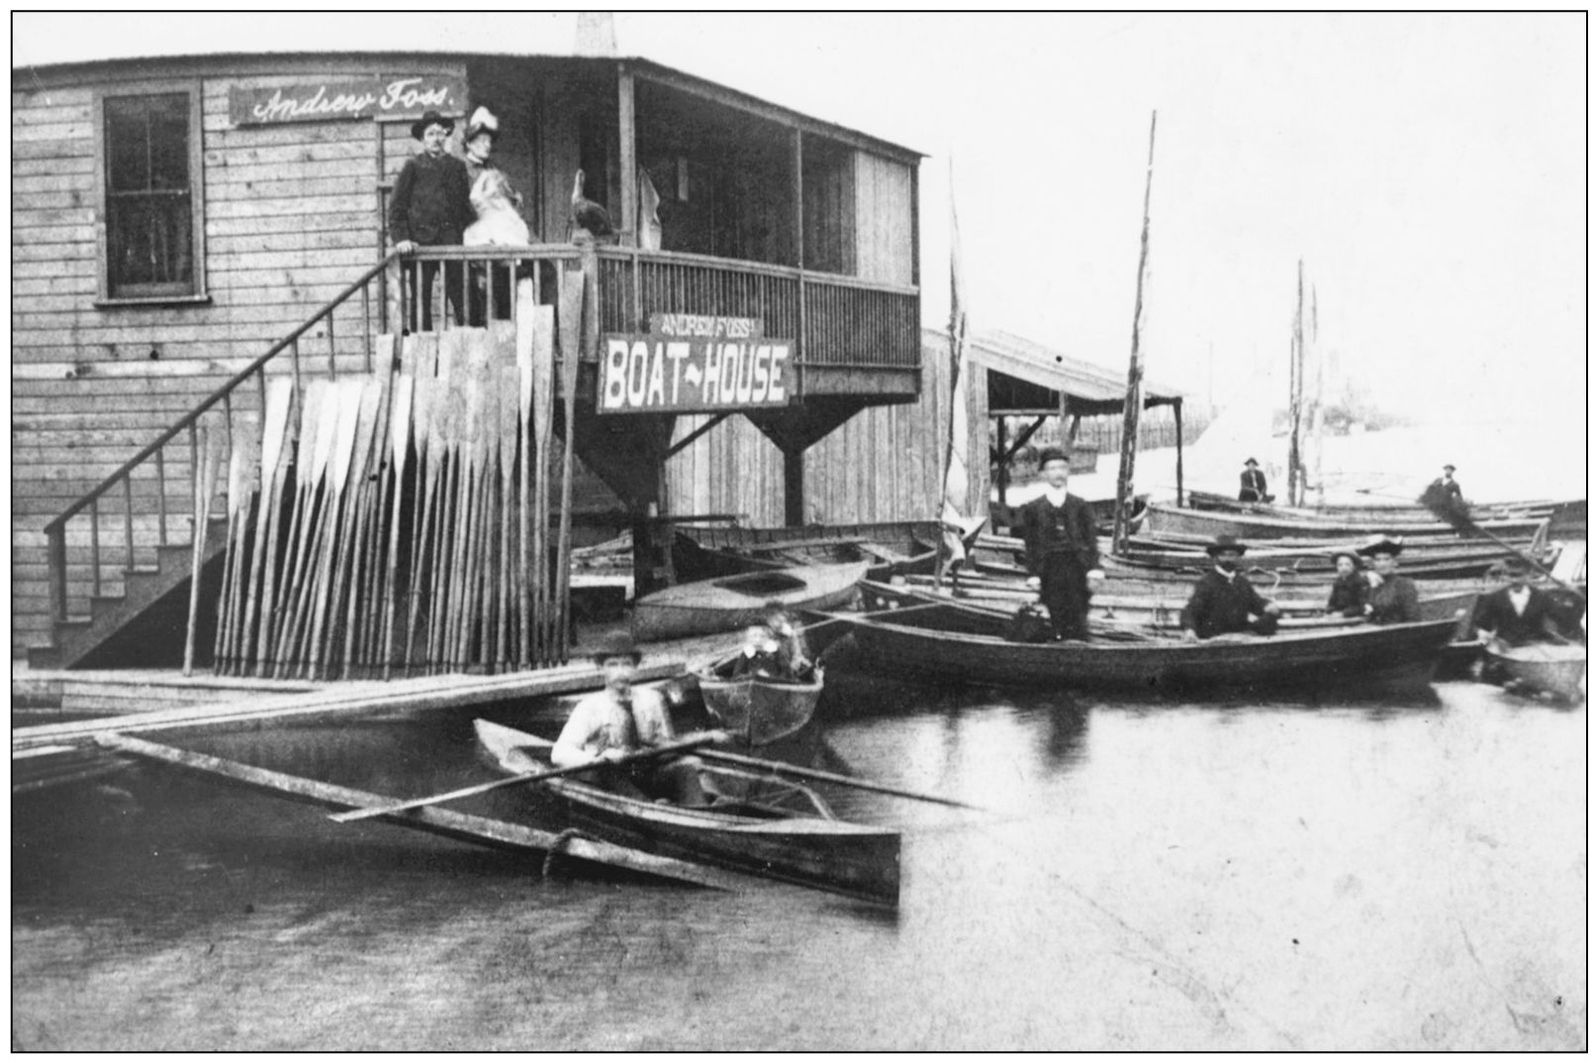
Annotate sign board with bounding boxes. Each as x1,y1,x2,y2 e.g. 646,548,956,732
229,75,468,127
648,313,763,339
598,335,796,414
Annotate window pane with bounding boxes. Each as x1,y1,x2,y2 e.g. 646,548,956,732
105,104,149,193
104,92,195,296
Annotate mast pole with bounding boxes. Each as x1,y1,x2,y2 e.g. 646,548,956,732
1111,111,1157,556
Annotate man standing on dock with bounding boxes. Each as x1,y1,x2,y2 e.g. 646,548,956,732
1020,449,1103,641
551,636,712,806
1180,535,1281,639
389,110,473,332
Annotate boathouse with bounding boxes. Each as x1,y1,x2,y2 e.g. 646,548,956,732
12,47,926,671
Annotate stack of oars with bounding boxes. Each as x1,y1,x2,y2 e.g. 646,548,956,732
212,265,587,679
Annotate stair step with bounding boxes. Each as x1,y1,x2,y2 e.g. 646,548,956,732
91,594,128,609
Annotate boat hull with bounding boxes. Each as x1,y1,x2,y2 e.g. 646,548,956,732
1485,643,1587,701
697,666,823,747
1142,501,1547,542
673,521,944,583
633,561,867,641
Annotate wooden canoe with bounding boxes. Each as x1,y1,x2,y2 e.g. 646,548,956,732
672,520,966,583
834,584,1458,692
632,561,868,641
695,656,824,747
1141,501,1547,542
474,719,900,906
1484,642,1586,702
1184,489,1563,524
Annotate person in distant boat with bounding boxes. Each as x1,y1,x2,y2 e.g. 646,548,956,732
1359,537,1420,624
1179,535,1281,640
1325,549,1371,618
389,110,473,332
1020,449,1104,641
551,635,712,806
1472,556,1563,648
728,622,786,681
1238,458,1273,503
1428,464,1465,506
762,602,815,681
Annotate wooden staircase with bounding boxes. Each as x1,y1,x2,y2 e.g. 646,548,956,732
28,515,231,670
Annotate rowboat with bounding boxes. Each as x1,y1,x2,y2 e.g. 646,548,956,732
1184,489,1564,524
1140,501,1547,542
695,655,824,746
474,719,901,905
672,520,968,583
632,561,868,641
1484,642,1586,702
835,583,1458,692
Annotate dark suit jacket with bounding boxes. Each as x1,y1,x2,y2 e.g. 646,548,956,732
1239,469,1269,502
1181,569,1271,638
1019,492,1099,576
389,151,473,245
1473,585,1557,645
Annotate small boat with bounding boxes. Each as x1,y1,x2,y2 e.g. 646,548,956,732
474,719,900,905
1184,489,1564,524
695,655,824,747
1484,642,1586,702
836,582,1458,692
1141,500,1548,543
632,561,868,641
672,520,971,583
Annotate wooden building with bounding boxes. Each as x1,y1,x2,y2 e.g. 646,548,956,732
12,49,924,668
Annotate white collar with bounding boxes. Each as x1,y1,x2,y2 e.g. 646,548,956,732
1042,485,1070,506
1214,566,1238,582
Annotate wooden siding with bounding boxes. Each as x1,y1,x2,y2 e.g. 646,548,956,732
853,152,914,286
11,59,463,656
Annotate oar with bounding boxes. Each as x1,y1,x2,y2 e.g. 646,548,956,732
693,748,990,812
1418,486,1586,602
327,733,720,823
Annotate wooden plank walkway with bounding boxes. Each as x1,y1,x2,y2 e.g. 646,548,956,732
96,732,744,892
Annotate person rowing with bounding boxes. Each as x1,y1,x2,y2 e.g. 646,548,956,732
551,634,716,806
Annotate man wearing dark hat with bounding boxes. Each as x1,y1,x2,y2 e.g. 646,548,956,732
1180,535,1281,640
1019,448,1102,640
388,110,473,331
551,635,712,806
1359,536,1419,624
1428,464,1464,505
1472,556,1562,647
1238,458,1272,503
1325,548,1370,617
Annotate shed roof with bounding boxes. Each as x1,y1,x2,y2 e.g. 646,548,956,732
924,327,1183,417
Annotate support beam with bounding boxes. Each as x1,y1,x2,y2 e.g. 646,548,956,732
665,413,731,459
1174,397,1185,507
618,66,637,245
783,446,804,526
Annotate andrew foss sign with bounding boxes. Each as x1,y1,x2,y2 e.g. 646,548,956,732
599,316,796,414
229,75,467,126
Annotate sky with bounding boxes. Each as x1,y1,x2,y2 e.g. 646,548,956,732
11,11,1589,438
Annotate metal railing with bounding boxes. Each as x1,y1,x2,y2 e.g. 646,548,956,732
42,243,920,628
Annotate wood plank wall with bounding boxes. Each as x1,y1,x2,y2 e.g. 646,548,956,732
852,152,914,286
10,59,464,657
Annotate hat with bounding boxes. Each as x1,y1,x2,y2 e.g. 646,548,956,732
1442,464,1456,472
465,105,500,142
410,110,455,140
590,633,643,664
1036,447,1070,469
1501,555,1532,573
1205,534,1248,556
1244,457,1259,467
1329,548,1361,567
1357,535,1404,558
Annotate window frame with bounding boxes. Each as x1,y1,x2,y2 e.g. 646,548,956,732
92,79,209,307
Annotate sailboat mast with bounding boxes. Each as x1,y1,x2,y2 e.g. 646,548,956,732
1287,258,1305,506
1111,111,1157,556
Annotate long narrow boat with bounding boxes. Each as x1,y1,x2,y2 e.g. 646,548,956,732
695,654,824,747
1141,501,1547,542
474,719,900,905
834,584,1458,692
1484,642,1586,702
632,561,868,641
672,520,969,583
1184,489,1563,523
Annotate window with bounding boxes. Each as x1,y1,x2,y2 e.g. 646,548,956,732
96,84,206,303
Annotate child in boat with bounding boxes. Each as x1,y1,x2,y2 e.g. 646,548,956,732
552,635,712,806
762,603,816,681
1325,549,1370,618
728,623,786,680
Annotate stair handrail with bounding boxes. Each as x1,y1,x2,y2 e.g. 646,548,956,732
42,251,402,623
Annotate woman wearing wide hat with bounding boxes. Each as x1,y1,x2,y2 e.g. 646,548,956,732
1325,548,1370,618
1358,536,1419,624
388,109,473,331
1180,534,1282,639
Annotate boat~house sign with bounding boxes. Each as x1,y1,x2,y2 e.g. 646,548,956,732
600,319,796,414
229,75,467,126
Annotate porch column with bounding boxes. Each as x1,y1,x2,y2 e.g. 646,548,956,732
618,65,637,245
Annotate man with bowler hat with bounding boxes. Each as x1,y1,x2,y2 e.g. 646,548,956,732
1180,535,1282,639
1019,448,1103,640
388,109,473,331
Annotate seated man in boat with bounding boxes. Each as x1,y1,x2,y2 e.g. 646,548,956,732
1359,537,1420,624
1325,549,1371,617
1180,535,1282,640
1238,458,1273,503
1472,556,1564,648
552,635,713,806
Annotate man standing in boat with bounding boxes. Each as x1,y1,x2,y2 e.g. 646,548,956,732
1238,458,1273,503
1180,535,1282,639
1020,449,1103,641
552,635,713,806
